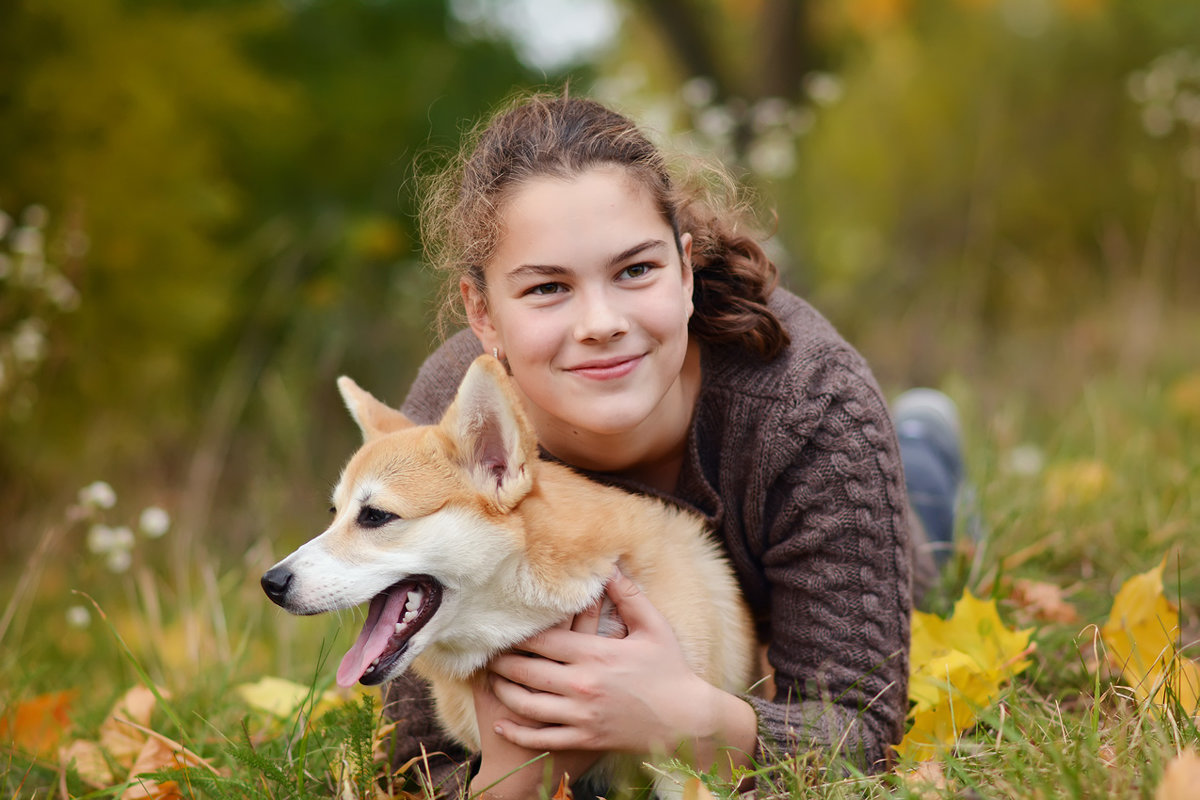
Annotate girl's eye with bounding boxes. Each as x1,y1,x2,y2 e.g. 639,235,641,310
526,282,564,296
357,505,398,528
619,263,652,280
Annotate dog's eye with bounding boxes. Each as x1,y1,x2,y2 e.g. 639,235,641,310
329,506,336,515
357,505,398,528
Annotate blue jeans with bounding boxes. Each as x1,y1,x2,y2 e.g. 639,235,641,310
894,390,964,569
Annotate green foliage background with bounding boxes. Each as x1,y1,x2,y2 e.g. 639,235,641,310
1,0,1197,591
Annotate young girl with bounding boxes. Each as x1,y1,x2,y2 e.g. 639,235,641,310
382,92,943,798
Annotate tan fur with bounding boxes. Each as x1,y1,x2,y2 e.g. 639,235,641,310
266,356,755,796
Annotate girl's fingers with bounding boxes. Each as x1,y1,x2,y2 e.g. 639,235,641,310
490,673,575,726
604,567,667,636
570,594,604,635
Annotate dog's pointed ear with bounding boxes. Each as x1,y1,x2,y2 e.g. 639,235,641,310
444,355,537,511
338,376,413,440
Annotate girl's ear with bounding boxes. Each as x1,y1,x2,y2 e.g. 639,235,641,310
679,232,695,319
461,277,500,352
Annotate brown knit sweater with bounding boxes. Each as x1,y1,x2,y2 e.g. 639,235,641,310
383,288,931,793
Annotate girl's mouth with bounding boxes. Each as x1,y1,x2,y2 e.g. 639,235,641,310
567,355,643,380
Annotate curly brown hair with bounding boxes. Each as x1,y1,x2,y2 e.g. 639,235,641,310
420,90,789,360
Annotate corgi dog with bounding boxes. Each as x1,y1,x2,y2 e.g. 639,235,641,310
262,355,755,796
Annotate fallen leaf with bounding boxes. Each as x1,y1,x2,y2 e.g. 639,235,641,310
1157,750,1200,800
1043,459,1113,510
60,738,114,788
899,760,951,800
99,686,163,767
236,676,349,719
0,690,76,757
114,720,219,800
1010,579,1079,625
1166,372,1200,426
897,590,1034,760
1101,560,1200,712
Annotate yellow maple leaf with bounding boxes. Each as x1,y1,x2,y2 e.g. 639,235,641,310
235,676,362,725
897,590,1034,760
1043,459,1113,510
1101,559,1200,712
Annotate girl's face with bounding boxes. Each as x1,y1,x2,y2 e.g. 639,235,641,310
463,166,695,462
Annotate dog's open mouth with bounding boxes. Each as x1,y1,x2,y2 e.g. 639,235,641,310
336,576,442,687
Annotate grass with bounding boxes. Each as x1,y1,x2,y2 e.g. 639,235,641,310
1,358,1198,798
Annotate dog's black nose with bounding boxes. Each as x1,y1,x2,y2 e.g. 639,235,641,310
261,566,293,606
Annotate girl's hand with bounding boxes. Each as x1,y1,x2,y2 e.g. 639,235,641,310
486,569,757,771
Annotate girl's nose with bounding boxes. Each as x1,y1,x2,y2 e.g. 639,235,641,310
573,289,629,343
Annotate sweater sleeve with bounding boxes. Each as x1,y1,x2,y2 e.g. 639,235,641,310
745,351,912,776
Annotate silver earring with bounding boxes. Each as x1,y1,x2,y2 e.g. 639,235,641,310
492,347,499,360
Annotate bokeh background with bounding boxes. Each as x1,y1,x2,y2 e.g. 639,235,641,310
2,0,1198,667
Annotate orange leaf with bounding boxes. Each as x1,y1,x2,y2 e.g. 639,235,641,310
552,772,573,800
683,777,718,800
117,725,217,800
0,690,77,757
1010,579,1079,625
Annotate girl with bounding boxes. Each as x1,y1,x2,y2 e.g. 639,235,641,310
383,92,945,798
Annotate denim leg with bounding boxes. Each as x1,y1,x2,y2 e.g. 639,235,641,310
894,389,964,569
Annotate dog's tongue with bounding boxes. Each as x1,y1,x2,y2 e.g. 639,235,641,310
336,587,408,687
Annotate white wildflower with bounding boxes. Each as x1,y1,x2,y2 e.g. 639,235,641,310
87,524,116,554
804,72,844,107
79,480,117,510
11,226,43,257
106,549,132,573
1006,443,1045,477
66,605,91,628
681,76,717,108
696,105,735,141
110,525,135,550
139,506,170,538
45,274,80,311
12,319,47,365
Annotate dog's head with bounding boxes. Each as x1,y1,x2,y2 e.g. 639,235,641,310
261,355,540,687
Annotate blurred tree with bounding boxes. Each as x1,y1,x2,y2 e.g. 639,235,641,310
603,0,1200,385
0,0,540,555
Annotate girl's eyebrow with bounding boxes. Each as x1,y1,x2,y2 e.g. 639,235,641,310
609,238,667,267
504,239,669,286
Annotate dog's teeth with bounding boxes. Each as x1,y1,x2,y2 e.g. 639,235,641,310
394,622,405,634
365,665,374,674
405,590,422,612
402,609,417,623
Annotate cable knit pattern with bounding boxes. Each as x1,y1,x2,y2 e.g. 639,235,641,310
381,288,926,793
